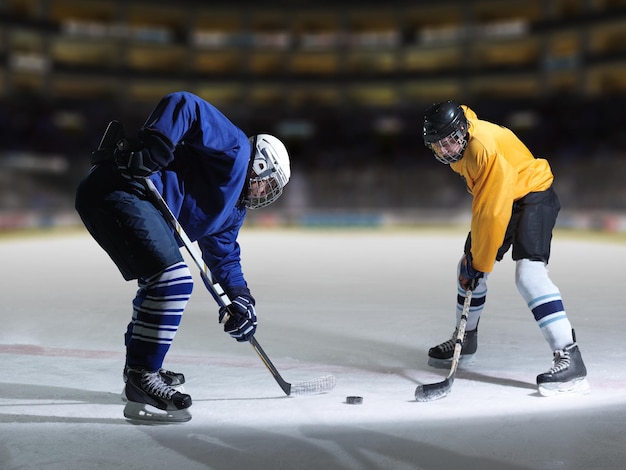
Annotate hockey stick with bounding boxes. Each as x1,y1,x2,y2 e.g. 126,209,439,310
142,177,336,396
415,289,472,402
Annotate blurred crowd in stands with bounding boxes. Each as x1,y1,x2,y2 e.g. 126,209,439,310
1,93,626,221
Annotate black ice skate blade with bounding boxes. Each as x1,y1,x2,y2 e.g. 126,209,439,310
123,401,192,424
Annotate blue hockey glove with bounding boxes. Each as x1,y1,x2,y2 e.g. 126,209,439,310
459,253,483,291
114,129,175,179
218,294,257,342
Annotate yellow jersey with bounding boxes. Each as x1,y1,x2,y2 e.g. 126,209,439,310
450,106,553,273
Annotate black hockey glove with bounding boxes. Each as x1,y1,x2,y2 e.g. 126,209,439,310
218,293,257,342
114,129,175,179
459,252,483,291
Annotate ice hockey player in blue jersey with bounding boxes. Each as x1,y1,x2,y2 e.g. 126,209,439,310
75,91,291,422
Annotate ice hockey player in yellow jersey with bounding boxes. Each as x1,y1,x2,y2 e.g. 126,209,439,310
422,101,589,397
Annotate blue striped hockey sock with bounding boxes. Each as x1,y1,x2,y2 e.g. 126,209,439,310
125,261,193,370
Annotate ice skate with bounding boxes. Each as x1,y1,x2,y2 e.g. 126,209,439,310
428,327,478,369
123,368,192,423
121,366,186,402
536,342,589,397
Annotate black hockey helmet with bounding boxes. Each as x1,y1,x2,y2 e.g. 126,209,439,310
423,100,469,164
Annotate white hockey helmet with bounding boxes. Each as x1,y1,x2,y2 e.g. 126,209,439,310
246,134,291,209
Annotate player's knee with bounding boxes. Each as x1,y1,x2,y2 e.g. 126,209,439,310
515,259,550,296
154,262,194,295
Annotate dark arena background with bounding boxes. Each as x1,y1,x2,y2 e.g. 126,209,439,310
2,0,626,231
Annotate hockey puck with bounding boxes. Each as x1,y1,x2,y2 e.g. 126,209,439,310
346,396,363,405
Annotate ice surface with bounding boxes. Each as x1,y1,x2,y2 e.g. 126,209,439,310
1,228,624,470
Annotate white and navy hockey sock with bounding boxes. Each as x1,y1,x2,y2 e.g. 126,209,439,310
515,259,573,350
456,258,488,331
125,261,193,371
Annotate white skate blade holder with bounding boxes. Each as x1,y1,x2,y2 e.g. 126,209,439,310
124,401,192,423
537,377,590,397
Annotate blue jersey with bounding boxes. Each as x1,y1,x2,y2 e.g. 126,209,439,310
144,91,251,291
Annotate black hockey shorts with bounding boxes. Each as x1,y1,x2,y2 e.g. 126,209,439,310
465,186,561,265
75,162,183,281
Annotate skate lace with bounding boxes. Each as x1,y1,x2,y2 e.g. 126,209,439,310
141,371,176,400
436,330,466,353
437,338,456,353
548,349,571,374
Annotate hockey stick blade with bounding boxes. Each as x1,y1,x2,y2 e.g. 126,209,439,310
415,377,453,402
250,337,335,396
414,289,472,403
290,374,337,396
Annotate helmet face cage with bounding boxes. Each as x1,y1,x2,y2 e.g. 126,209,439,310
246,135,290,210
246,171,284,210
427,127,468,164
423,101,468,164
